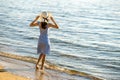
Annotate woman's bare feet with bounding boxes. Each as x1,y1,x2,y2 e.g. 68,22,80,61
39,68,45,74
36,64,40,70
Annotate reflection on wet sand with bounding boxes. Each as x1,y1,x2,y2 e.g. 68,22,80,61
35,69,51,80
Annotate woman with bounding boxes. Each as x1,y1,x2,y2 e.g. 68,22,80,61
30,11,59,71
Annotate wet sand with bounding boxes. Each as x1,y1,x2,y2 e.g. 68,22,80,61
0,52,103,80
0,54,90,80
0,65,29,80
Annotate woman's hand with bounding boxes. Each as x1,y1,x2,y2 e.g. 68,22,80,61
29,16,40,27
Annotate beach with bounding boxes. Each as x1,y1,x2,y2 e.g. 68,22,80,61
0,52,102,80
0,66,29,80
0,0,120,79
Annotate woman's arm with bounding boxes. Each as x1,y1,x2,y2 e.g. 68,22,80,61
49,16,59,29
29,16,39,27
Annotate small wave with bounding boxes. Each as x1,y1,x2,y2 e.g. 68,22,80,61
82,15,120,22
0,52,103,80
50,38,120,54
51,50,80,59
24,36,37,40
50,38,91,49
92,17,120,21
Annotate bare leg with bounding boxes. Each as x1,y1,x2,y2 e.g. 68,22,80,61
36,54,43,69
41,54,46,70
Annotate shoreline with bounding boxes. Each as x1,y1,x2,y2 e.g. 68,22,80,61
0,52,103,80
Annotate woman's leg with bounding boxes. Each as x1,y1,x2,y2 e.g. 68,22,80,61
36,53,43,69
41,54,46,70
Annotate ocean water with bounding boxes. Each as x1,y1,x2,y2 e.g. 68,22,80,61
0,0,120,79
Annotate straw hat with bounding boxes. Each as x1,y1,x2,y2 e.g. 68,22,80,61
38,11,52,22
41,11,49,18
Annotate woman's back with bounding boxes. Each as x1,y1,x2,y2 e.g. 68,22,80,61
38,22,49,43
38,22,48,35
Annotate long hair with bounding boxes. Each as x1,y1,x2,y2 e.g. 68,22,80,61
41,22,47,29
41,17,48,29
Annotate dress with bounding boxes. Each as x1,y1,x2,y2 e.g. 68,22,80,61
37,22,50,55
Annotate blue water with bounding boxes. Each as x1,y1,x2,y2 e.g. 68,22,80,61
0,0,120,79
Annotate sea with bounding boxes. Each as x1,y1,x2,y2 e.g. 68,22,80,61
0,0,120,80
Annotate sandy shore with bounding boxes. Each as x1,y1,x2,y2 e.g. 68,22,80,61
0,52,102,80
0,53,89,80
0,65,29,80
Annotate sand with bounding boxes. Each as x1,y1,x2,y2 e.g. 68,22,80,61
0,66,29,80
0,52,102,80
